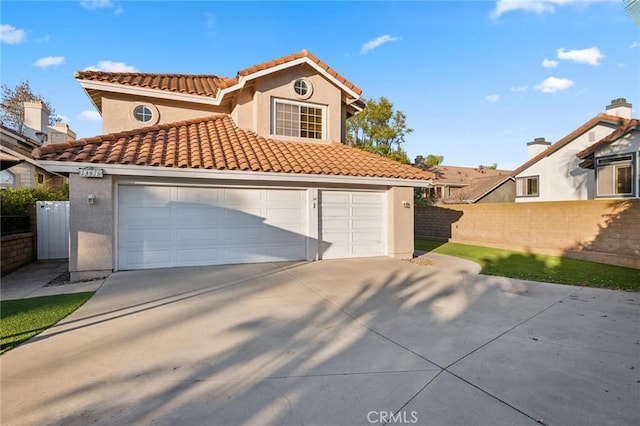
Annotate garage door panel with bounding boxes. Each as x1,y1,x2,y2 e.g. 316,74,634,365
322,192,351,204
320,190,385,259
176,207,220,223
224,226,263,242
176,228,222,244
176,248,221,264
352,207,383,218
120,207,171,227
123,249,173,269
120,186,172,206
176,187,220,204
352,193,383,204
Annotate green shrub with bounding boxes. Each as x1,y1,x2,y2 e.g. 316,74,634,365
0,184,69,215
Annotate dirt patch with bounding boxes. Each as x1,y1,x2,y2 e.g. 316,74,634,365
404,256,436,267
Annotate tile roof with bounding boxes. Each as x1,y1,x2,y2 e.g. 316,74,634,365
416,164,511,185
74,72,230,97
510,113,630,177
32,115,433,181
454,174,514,203
74,49,361,98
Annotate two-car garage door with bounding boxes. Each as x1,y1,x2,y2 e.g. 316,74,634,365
117,186,308,270
117,185,386,270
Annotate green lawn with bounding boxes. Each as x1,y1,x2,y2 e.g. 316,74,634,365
415,239,640,291
1,292,94,354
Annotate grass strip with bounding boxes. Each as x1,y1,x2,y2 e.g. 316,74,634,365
1,292,94,354
415,239,640,291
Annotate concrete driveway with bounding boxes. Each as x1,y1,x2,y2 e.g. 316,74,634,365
1,255,638,425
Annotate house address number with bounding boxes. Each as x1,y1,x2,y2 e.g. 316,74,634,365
79,167,104,178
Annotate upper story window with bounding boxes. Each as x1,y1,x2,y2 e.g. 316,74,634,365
596,155,634,196
134,105,153,122
273,99,325,140
516,176,539,197
293,79,312,98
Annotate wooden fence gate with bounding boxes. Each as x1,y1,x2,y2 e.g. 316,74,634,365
36,201,70,259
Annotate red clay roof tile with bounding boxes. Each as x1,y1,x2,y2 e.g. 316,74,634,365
75,50,362,99
33,115,432,181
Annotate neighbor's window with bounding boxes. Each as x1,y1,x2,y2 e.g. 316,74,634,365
516,176,539,197
596,155,634,196
133,105,153,123
37,173,45,184
273,99,324,139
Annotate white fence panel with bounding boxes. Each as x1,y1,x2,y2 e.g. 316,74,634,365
36,201,70,259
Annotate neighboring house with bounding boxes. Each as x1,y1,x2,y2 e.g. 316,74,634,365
413,157,513,203
577,118,639,198
511,98,635,202
33,50,434,281
1,101,74,189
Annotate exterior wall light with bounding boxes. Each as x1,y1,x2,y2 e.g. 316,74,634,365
87,194,96,205
402,201,411,208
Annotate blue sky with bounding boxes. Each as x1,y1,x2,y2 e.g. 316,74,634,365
1,0,638,169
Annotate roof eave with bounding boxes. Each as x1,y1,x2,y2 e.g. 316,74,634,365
37,161,433,187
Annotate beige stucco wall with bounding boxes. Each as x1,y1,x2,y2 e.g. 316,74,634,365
251,65,343,143
387,186,414,259
69,173,113,281
101,94,230,134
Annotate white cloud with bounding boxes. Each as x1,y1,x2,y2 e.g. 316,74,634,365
78,110,102,121
490,0,607,19
542,58,558,68
556,47,604,66
84,60,138,72
36,34,51,43
510,85,528,92
535,76,574,93
630,41,639,49
361,35,400,54
485,94,500,102
33,56,65,68
80,0,113,9
0,24,26,44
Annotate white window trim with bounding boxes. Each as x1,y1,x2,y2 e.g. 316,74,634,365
515,175,539,197
129,102,160,126
596,157,634,197
272,98,327,140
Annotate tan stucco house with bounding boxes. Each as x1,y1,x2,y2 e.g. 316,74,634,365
33,50,434,280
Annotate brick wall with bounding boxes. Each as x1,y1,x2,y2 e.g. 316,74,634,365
415,199,640,269
1,232,34,275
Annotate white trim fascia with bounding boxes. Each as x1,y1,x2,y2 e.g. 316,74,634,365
38,161,431,187
79,80,223,106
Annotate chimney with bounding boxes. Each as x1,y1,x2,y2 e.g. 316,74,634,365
414,155,424,166
48,123,77,145
527,137,551,160
605,98,632,119
23,101,50,144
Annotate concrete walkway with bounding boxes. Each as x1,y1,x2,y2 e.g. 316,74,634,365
1,260,104,300
1,254,638,425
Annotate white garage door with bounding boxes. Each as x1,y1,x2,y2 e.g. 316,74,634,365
319,190,385,259
117,185,307,270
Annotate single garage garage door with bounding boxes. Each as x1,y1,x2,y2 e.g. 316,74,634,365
319,190,385,259
117,185,307,270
